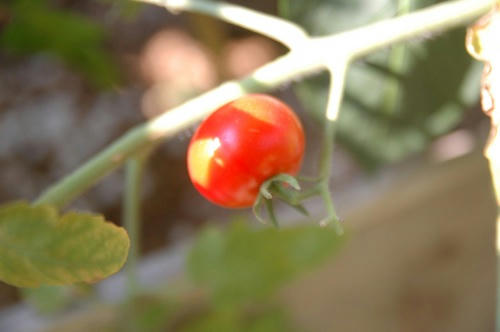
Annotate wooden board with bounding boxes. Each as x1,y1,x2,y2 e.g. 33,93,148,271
281,151,497,332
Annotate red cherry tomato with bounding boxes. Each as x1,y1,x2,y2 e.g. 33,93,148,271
187,94,305,208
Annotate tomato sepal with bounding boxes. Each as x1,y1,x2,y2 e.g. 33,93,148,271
252,173,309,227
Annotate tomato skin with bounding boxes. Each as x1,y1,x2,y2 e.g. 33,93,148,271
187,94,305,208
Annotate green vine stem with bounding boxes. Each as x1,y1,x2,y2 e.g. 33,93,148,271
382,0,412,115
35,0,495,209
136,0,309,48
318,63,348,233
316,0,494,61
123,153,149,299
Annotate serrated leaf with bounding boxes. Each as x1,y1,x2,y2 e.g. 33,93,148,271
0,202,129,288
187,222,344,306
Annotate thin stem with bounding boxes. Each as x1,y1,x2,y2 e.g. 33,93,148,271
34,0,494,208
294,184,323,202
324,62,349,122
315,0,495,61
318,64,348,234
136,0,308,48
123,154,148,299
34,127,150,208
381,0,412,115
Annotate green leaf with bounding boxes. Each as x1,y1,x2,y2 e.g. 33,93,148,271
119,295,179,332
22,285,73,313
1,0,119,88
279,0,396,36
187,222,344,306
0,201,129,288
22,283,94,313
180,306,293,332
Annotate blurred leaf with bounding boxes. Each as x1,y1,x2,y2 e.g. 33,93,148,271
279,0,393,36
180,307,239,332
1,0,119,88
22,283,94,314
98,0,141,19
0,201,129,288
280,0,481,168
21,284,78,314
180,306,293,332
119,295,179,332
187,222,344,306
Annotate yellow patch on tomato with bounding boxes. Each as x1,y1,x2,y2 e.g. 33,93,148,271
188,137,222,187
231,95,277,124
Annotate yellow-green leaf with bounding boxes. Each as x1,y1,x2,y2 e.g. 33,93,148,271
0,202,129,288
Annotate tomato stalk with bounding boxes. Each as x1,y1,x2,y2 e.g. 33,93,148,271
122,149,151,299
381,0,412,116
316,64,348,233
252,63,347,231
318,133,340,232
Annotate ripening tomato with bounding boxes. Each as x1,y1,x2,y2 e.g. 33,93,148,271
187,94,305,208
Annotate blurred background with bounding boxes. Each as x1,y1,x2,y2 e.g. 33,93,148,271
0,0,497,331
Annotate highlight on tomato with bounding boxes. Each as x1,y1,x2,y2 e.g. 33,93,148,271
187,94,305,208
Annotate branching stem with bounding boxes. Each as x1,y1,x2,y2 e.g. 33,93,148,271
135,0,309,48
35,0,495,209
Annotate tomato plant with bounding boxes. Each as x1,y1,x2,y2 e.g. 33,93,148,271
187,94,305,208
